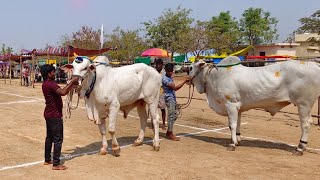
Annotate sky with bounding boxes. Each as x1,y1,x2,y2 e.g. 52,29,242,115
0,0,319,53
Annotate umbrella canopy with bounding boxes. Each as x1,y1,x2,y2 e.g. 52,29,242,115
141,48,169,57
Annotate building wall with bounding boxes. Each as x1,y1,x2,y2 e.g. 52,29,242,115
254,44,298,59
295,33,320,58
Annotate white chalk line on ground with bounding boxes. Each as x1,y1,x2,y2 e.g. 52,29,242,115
215,131,320,152
175,122,320,152
0,99,41,105
0,91,44,101
1,91,320,171
0,124,233,171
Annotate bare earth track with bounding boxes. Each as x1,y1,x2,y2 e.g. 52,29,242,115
1,78,320,179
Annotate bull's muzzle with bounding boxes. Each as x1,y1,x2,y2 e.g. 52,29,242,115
72,75,82,86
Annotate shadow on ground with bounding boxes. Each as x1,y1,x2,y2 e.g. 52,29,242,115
178,133,296,153
60,136,154,164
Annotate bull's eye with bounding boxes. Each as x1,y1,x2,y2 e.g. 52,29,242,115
189,67,193,71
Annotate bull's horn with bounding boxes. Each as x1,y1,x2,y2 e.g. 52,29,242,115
73,52,79,57
89,56,97,61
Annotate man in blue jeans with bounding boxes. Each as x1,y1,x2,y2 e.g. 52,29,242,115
162,63,190,141
40,64,79,170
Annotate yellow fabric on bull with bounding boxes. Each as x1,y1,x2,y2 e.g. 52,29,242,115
160,86,164,95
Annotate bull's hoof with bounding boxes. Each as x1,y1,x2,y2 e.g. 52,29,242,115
227,145,236,151
112,145,121,157
235,142,240,146
99,148,107,155
292,149,303,156
153,146,160,151
132,140,143,147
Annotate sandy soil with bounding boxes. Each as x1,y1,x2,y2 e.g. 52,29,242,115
1,78,320,179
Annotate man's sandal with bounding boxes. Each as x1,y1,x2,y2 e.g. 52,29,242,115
43,161,53,165
52,165,68,170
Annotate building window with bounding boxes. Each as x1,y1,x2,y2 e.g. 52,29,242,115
281,46,284,48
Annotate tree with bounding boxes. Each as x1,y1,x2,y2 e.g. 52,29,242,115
105,27,147,63
298,10,320,34
297,10,320,44
284,31,296,43
61,25,102,49
240,8,278,45
1,44,13,55
143,6,193,61
207,11,241,54
175,20,209,57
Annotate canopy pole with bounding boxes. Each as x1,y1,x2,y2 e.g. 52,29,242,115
31,53,35,88
4,62,6,84
9,55,11,85
67,46,70,64
20,57,22,86
318,97,320,126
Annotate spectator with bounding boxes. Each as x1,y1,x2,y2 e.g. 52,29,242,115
22,66,29,86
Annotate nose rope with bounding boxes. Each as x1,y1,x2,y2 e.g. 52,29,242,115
65,82,80,119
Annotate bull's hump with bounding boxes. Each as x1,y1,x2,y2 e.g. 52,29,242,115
218,56,241,66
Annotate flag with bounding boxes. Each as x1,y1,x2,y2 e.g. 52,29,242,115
100,24,104,49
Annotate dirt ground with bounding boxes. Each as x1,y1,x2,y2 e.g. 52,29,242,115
1,77,320,179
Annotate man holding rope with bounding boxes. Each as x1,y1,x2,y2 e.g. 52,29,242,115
163,63,190,141
40,64,79,170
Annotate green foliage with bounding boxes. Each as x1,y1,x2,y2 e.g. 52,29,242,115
284,31,296,43
240,7,278,45
61,25,101,49
143,6,193,60
298,10,320,34
297,10,320,45
175,20,208,57
1,44,13,55
105,27,147,63
207,11,241,54
58,6,283,61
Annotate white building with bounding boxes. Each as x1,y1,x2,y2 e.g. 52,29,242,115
295,33,320,58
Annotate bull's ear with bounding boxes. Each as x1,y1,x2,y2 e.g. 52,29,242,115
88,64,96,72
73,52,78,57
60,64,73,73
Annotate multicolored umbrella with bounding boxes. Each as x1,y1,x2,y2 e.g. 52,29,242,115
141,48,169,57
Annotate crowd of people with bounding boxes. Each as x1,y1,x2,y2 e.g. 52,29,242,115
1,63,69,87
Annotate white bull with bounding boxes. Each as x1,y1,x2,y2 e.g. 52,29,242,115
189,56,320,155
65,56,161,156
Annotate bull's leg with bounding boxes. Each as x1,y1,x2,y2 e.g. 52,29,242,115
226,103,239,151
133,102,147,147
98,118,108,155
108,102,121,157
149,101,160,151
236,112,242,145
294,104,313,156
